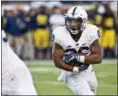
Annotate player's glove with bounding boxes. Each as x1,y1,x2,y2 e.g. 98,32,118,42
63,53,79,64
63,53,88,72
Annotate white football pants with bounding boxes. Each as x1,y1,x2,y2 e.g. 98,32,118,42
58,65,98,95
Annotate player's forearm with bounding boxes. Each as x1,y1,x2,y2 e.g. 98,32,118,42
53,58,73,72
84,54,102,64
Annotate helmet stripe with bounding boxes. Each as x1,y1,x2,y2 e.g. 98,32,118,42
72,7,77,15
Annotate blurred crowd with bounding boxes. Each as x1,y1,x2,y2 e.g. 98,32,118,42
2,1,117,60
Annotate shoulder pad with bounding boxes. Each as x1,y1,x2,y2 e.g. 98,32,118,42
52,27,65,45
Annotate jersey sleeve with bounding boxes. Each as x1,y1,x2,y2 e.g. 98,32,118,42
90,26,100,44
52,27,62,45
93,29,100,40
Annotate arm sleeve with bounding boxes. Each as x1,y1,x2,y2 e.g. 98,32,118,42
52,28,62,45
90,26,100,44
93,30,100,40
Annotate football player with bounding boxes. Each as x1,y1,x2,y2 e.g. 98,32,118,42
2,30,37,95
52,6,103,95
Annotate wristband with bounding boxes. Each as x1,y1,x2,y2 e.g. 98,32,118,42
77,55,85,63
79,55,85,63
73,66,79,72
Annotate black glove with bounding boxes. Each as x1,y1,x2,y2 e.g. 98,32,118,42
63,53,79,64
79,64,89,72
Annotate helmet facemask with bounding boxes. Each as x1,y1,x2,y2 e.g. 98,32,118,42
65,6,88,35
65,17,86,35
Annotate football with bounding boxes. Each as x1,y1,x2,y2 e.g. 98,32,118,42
63,52,88,67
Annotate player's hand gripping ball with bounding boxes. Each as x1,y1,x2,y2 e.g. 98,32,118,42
63,51,87,67
63,51,79,66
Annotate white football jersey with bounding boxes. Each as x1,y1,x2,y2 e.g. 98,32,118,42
2,30,26,77
52,24,99,95
52,24,100,55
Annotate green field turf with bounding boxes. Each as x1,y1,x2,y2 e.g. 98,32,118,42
27,60,117,95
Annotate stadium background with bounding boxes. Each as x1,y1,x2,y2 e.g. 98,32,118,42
2,1,117,95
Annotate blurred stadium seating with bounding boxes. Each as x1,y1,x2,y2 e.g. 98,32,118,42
1,1,117,95
2,1,117,60
2,1,118,59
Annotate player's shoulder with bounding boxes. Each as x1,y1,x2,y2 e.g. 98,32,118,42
86,24,99,31
52,26,67,37
53,26,66,34
85,24,99,36
84,24,100,41
52,26,67,43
